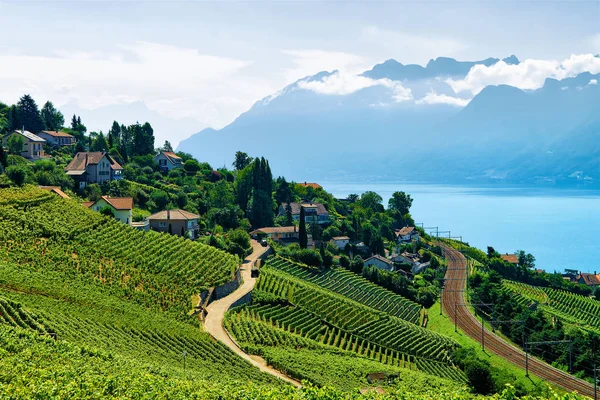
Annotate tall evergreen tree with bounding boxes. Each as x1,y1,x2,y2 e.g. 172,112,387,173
299,206,307,249
16,95,44,133
40,101,64,131
141,122,155,155
71,114,78,130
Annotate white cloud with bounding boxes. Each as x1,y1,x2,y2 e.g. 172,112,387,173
359,26,468,64
590,79,598,85
0,41,277,145
281,50,371,84
448,54,600,95
297,72,412,102
416,91,470,107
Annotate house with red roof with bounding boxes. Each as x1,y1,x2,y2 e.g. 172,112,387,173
154,151,183,173
148,209,200,239
84,196,133,225
37,130,76,147
64,152,123,189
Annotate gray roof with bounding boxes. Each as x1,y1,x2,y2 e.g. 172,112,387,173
279,201,329,216
11,130,46,142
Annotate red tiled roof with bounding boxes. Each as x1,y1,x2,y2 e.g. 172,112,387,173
396,226,415,236
82,201,94,208
100,196,133,210
501,254,519,264
161,151,182,164
298,182,322,189
39,186,70,199
65,152,123,172
578,273,600,286
40,130,74,138
148,209,199,221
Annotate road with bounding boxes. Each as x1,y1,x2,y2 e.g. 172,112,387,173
203,240,301,387
442,245,594,398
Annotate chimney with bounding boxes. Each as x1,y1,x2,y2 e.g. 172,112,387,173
167,210,170,220
21,126,24,134
85,153,88,165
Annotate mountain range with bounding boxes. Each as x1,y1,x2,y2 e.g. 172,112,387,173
178,56,600,185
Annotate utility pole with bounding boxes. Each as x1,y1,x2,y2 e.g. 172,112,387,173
525,340,571,378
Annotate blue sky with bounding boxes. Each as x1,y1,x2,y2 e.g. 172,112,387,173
0,1,598,144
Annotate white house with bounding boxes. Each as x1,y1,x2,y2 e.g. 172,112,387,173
2,130,46,159
155,151,183,173
395,226,419,243
330,236,350,249
84,196,133,225
364,255,395,272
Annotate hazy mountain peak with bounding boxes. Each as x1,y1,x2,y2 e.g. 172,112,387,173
502,55,520,65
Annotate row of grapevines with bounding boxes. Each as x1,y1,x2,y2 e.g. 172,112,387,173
267,256,421,324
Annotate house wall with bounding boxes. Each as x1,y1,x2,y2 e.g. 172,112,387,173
37,132,58,146
3,133,44,159
91,199,132,225
332,239,349,249
365,258,394,271
149,219,197,237
154,154,182,172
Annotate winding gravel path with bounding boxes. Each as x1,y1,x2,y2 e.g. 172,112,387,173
203,240,301,387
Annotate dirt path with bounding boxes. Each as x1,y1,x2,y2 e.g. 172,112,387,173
203,240,301,387
441,245,594,398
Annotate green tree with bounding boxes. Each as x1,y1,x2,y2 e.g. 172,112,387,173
16,95,44,133
90,132,109,152
40,101,64,131
235,164,254,212
99,206,115,217
5,165,28,186
388,191,413,215
299,206,307,249
184,159,201,174
83,184,102,201
346,193,359,203
7,134,24,155
108,121,121,150
516,250,535,269
160,140,173,152
151,190,169,210
359,191,384,213
233,151,253,171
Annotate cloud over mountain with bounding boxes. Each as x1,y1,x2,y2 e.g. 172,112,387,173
448,54,600,95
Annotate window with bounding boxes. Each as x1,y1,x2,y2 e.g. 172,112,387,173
158,222,167,228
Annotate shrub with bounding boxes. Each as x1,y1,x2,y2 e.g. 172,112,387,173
5,165,28,186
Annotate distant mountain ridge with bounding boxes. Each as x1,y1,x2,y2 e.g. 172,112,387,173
178,56,600,186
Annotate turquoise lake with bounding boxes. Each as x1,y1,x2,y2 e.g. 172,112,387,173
322,182,600,274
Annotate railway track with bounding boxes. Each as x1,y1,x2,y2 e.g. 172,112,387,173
441,245,595,398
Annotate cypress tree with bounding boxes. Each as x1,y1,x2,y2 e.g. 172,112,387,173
299,206,307,249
